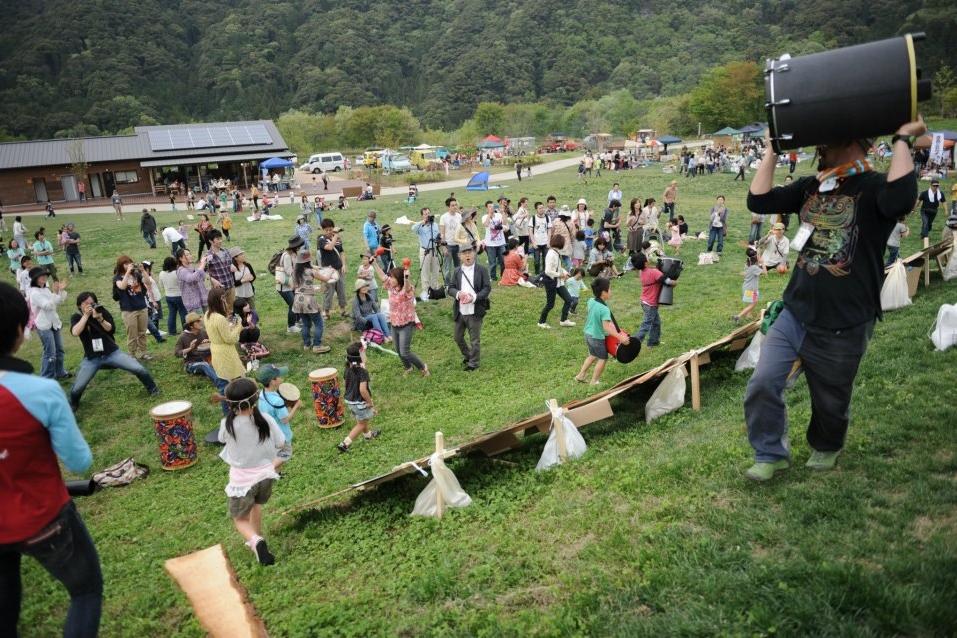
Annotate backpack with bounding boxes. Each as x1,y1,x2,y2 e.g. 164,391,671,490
93,457,150,488
267,251,283,275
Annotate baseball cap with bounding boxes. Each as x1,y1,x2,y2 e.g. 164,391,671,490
257,364,289,385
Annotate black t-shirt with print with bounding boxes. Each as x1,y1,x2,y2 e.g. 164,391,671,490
344,366,370,402
70,308,119,359
747,170,917,329
318,235,343,269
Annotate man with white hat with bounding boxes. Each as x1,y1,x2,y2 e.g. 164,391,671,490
447,244,491,371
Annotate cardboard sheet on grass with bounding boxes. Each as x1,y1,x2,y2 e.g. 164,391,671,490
283,320,761,516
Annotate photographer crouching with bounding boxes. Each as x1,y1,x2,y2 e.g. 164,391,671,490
742,117,925,481
0,282,103,637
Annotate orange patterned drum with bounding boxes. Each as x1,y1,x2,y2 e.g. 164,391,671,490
149,401,198,470
309,368,343,428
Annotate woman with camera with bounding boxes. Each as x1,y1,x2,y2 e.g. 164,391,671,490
112,255,152,360
69,291,159,411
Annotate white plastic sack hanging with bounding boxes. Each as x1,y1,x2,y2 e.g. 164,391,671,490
645,365,688,422
929,304,957,352
734,331,765,372
411,452,471,517
880,260,911,311
536,403,587,471
942,246,957,282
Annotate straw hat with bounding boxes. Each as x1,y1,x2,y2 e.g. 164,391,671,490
354,278,370,292
576,198,587,207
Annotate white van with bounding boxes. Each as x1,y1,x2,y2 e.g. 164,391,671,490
301,152,345,173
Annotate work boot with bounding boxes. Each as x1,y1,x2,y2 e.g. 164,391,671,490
744,459,790,482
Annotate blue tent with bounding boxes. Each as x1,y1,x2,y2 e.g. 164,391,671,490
466,171,490,191
260,156,294,169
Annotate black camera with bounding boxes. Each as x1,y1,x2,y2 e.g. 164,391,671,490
93,304,105,313
426,215,435,224
492,222,503,231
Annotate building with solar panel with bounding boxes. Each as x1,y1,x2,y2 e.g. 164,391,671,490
0,120,293,206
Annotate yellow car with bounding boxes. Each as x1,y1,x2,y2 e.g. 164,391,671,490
363,150,385,168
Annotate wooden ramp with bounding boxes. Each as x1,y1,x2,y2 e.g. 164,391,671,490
165,544,268,638
281,319,763,517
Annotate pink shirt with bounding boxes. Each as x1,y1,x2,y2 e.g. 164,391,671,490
386,281,417,326
640,268,664,307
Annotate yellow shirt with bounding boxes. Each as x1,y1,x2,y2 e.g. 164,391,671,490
205,312,245,380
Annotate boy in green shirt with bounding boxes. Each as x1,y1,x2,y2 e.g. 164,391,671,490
575,277,629,385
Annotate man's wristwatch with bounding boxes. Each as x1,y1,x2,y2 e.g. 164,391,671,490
891,134,915,149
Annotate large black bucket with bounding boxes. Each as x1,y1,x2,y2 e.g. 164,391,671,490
765,34,932,153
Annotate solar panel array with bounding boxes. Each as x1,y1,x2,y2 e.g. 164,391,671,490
147,124,272,152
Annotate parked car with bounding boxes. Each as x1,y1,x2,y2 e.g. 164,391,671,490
362,149,386,168
381,153,413,174
301,152,345,173
410,148,440,170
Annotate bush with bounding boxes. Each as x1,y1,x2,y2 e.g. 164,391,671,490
501,154,546,167
404,171,447,184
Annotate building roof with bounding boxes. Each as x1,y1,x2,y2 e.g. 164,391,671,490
0,120,289,171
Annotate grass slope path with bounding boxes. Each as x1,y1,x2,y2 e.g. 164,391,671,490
9,164,957,637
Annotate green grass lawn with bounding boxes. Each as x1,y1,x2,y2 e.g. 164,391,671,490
8,161,957,637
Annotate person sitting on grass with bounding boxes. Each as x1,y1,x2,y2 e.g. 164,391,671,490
575,277,629,386
338,342,381,452
217,377,285,566
175,311,227,413
256,364,300,469
587,237,621,279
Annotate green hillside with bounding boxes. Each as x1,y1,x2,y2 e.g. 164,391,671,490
1,0,953,139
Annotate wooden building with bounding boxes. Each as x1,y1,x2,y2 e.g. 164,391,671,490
0,120,292,206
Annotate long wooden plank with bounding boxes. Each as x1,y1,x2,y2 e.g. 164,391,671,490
165,545,268,638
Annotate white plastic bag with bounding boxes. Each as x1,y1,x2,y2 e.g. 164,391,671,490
697,252,715,265
645,365,688,422
880,260,911,311
536,407,587,471
734,331,765,372
942,246,957,282
929,304,957,352
411,452,472,517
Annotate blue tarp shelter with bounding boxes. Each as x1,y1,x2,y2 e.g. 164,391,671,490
260,156,294,169
466,171,490,191
712,127,739,136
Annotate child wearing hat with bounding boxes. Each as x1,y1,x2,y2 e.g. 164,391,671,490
337,342,380,453
291,249,333,353
257,364,299,468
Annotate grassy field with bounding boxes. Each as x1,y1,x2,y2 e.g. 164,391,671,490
8,160,957,637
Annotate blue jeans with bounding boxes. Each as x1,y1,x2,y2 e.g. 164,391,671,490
636,303,661,346
707,227,724,253
744,308,873,462
70,350,158,408
393,323,425,371
486,244,505,280
186,361,229,415
66,252,83,273
278,290,296,328
533,245,547,275
37,328,66,379
143,231,156,248
920,210,936,238
749,222,763,244
362,313,391,337
299,313,324,347
0,502,103,638
885,245,900,267
166,296,187,334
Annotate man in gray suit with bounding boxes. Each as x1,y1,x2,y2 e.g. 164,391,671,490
446,244,491,371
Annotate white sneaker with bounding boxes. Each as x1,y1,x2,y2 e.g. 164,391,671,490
287,325,301,334
420,293,430,302
560,320,576,327
537,322,552,329
158,330,168,338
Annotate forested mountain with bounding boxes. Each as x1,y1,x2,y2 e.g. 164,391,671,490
0,0,953,139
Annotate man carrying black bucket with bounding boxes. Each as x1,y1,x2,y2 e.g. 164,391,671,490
741,116,926,482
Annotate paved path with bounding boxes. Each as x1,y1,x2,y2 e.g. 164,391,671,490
11,156,584,217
